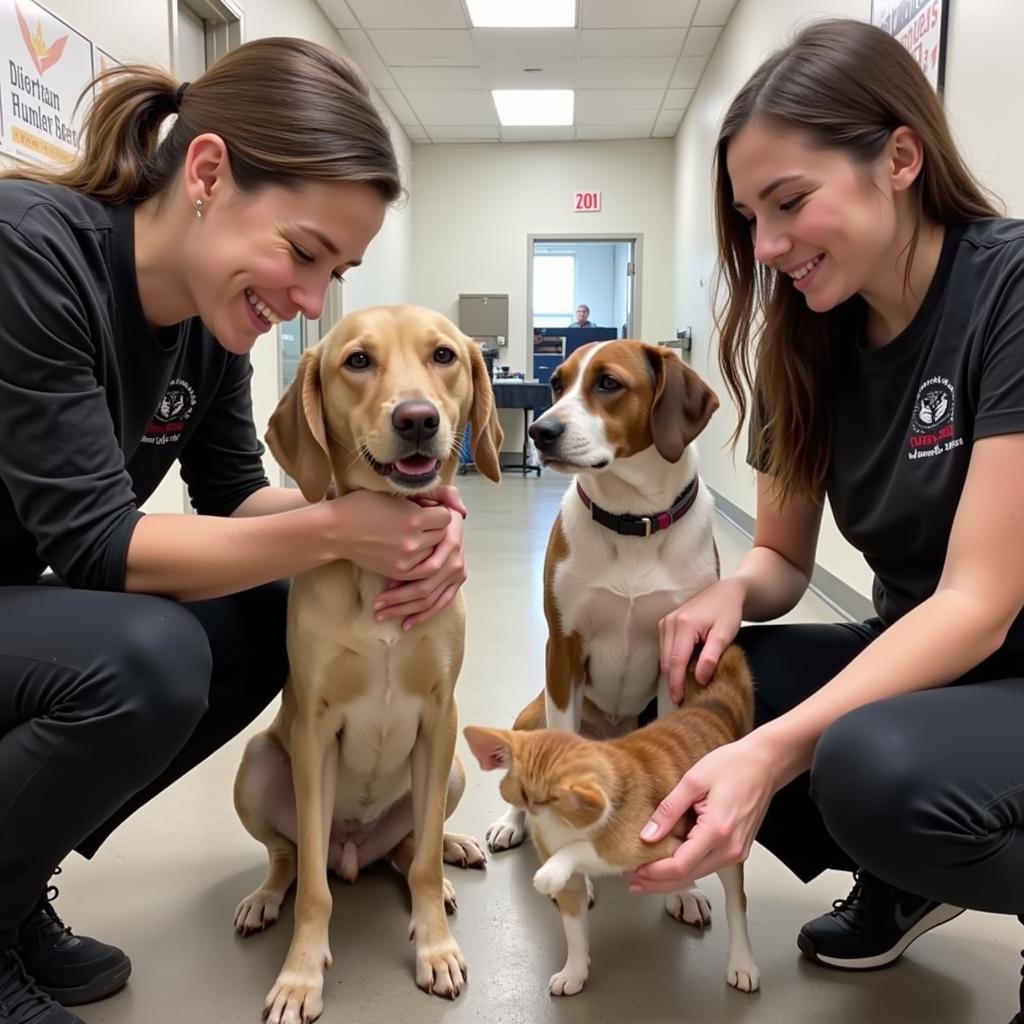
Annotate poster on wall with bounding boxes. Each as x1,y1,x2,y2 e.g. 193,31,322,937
0,0,94,167
93,46,120,87
871,0,949,92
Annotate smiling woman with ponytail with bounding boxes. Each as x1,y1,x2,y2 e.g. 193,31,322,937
0,38,468,1024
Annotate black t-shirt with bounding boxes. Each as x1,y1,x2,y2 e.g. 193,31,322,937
0,180,269,591
749,218,1024,654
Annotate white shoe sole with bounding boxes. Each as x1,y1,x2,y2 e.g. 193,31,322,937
800,903,965,971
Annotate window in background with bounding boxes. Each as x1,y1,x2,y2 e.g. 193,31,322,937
533,254,575,328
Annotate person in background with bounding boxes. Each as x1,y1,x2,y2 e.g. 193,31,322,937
628,19,1024,1024
570,303,595,327
0,38,468,1024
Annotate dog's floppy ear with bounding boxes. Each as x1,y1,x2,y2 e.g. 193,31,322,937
467,342,503,483
645,345,719,463
463,726,513,771
265,346,332,502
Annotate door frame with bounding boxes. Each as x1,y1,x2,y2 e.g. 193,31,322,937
526,232,642,349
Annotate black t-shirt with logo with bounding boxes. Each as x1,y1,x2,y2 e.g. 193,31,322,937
0,180,269,591
750,218,1024,655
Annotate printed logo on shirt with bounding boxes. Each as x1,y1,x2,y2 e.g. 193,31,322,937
142,379,196,446
906,375,963,461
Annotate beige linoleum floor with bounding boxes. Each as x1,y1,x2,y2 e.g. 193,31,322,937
59,471,1021,1024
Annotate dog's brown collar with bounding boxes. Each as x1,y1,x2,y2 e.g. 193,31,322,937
576,476,700,538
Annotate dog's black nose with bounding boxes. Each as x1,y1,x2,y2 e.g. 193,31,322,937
528,417,564,452
392,400,440,445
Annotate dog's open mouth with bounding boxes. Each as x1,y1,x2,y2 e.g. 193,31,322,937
363,450,442,487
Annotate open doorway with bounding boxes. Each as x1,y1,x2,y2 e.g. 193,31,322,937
526,234,640,382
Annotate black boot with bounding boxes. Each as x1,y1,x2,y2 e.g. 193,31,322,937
15,870,130,1007
797,870,964,971
0,948,85,1024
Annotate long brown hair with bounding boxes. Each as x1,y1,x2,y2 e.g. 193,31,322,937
713,18,999,503
2,36,401,205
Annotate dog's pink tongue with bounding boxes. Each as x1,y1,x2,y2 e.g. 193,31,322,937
395,455,439,476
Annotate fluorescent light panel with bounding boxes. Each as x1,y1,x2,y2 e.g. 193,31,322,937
466,0,576,28
492,89,574,126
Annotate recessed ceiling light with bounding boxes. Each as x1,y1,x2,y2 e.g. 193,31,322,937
492,90,574,126
467,0,576,29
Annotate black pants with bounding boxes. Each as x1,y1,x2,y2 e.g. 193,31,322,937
0,578,288,948
737,619,1024,915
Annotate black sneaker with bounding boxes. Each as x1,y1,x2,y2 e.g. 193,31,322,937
0,948,85,1024
797,870,964,970
16,871,130,1006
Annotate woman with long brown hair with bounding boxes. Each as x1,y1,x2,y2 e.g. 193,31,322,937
630,19,1024,1021
0,39,467,1024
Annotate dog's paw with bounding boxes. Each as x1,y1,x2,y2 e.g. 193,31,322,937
264,968,326,1024
726,956,761,994
485,809,526,852
549,968,588,997
233,888,284,936
533,859,572,897
442,877,458,915
415,936,468,999
665,887,712,929
442,832,487,870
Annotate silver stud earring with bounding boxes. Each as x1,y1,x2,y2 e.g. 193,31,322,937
194,198,204,219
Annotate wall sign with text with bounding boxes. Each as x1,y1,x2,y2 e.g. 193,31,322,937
871,0,949,93
0,0,109,167
574,190,601,212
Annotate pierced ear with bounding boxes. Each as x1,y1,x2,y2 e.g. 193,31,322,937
463,726,513,771
645,346,719,462
265,346,332,502
559,780,608,815
467,342,503,483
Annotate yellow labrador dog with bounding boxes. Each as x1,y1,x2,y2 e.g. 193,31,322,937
233,306,502,1024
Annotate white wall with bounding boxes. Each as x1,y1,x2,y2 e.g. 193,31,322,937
671,0,1024,599
411,139,675,364
411,138,674,449
573,243,614,328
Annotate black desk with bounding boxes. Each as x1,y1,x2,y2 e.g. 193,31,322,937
492,381,550,477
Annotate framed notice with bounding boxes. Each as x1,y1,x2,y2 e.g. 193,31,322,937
92,46,120,87
871,0,949,93
0,0,95,167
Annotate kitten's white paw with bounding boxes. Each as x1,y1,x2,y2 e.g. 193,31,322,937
549,875,595,908
665,887,712,929
727,956,760,993
533,859,572,896
486,808,526,852
549,968,587,996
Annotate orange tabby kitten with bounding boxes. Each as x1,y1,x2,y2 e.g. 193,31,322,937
464,644,759,997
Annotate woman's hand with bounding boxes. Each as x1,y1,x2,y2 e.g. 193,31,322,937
624,733,780,894
659,576,747,702
373,503,467,628
329,485,466,582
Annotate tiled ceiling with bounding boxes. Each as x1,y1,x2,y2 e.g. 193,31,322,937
315,0,737,143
